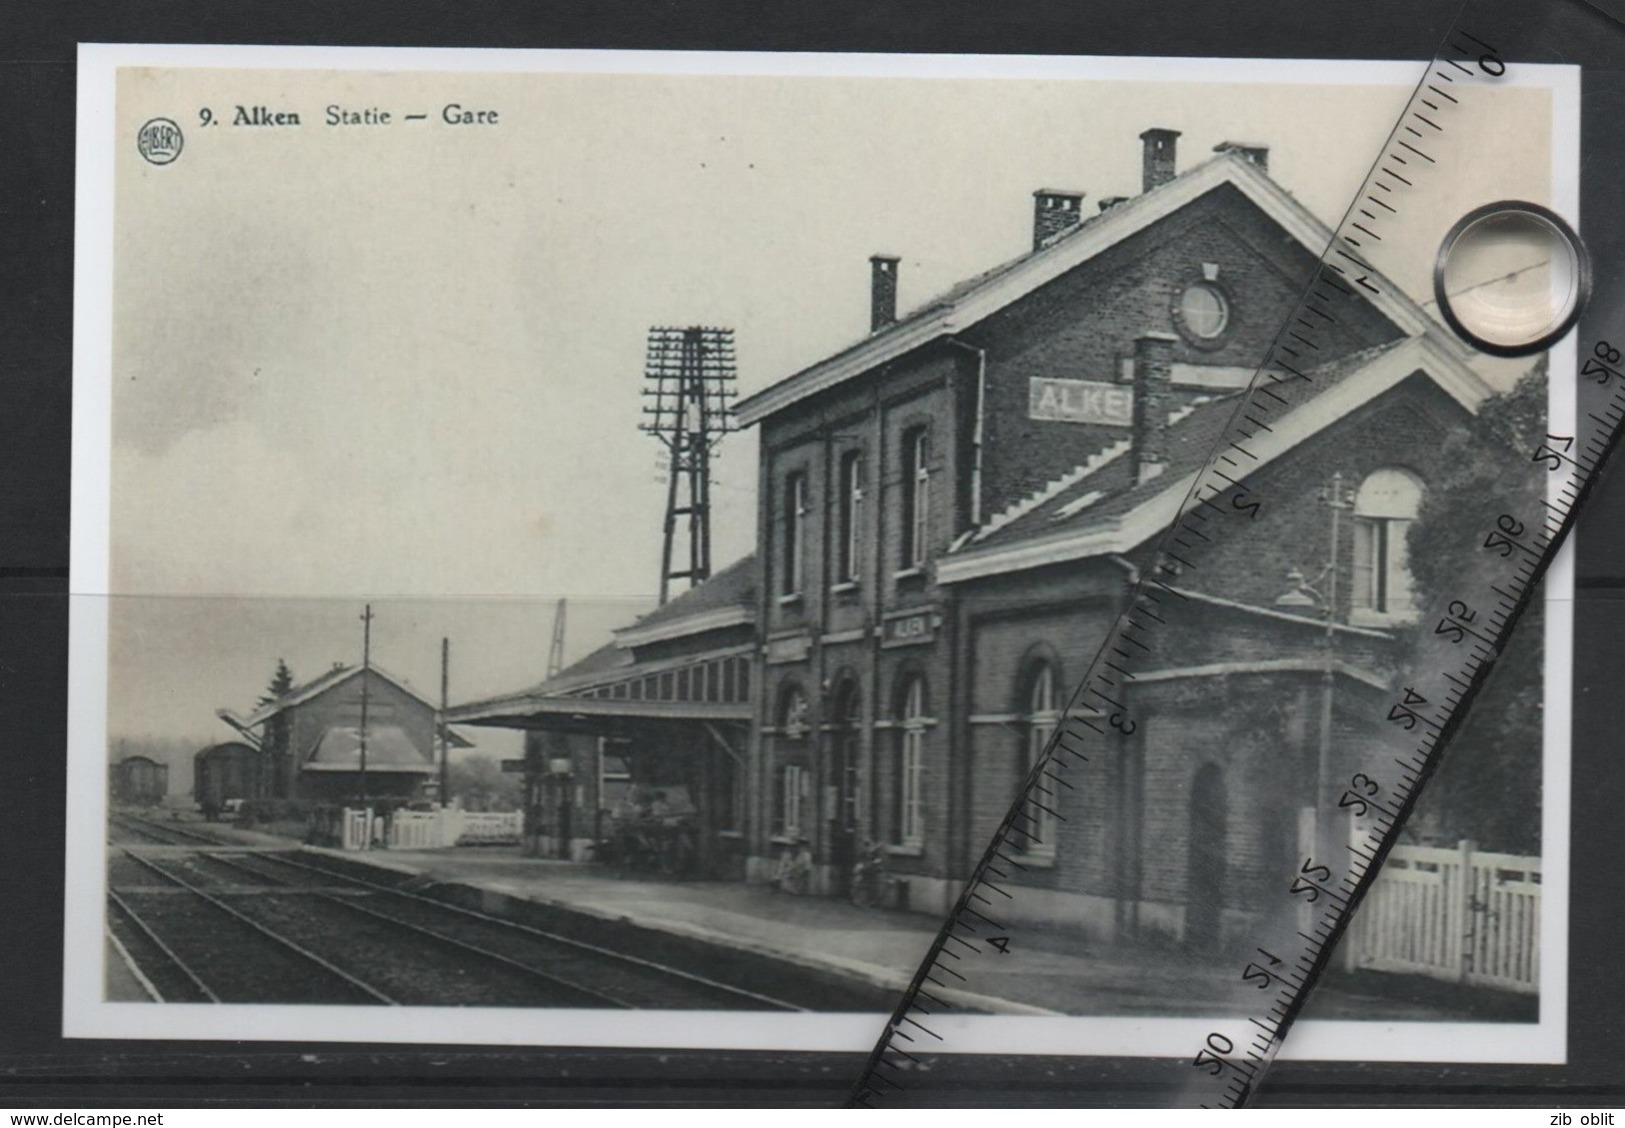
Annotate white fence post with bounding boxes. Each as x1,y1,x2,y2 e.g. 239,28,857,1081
1454,838,1476,984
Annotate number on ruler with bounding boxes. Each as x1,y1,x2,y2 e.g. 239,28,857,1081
1192,1032,1237,1077
1434,599,1479,644
1483,513,1527,558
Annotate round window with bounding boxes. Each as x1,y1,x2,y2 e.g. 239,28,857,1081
1178,282,1230,340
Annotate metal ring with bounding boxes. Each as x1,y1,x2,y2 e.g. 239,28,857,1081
1432,199,1590,358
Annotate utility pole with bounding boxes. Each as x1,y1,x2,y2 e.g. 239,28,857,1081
358,603,373,807
439,636,450,807
1316,473,1353,861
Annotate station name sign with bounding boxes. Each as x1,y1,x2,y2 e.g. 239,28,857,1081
1029,377,1133,427
881,607,938,649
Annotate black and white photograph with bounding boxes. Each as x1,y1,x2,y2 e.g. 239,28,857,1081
67,48,1575,1061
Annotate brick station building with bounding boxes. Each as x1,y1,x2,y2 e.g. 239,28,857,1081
458,126,1505,946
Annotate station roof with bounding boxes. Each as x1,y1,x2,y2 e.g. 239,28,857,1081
733,152,1480,428
301,725,438,772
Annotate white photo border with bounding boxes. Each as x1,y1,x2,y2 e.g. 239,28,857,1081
66,44,1577,1065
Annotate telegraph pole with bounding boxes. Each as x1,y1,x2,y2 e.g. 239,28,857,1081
358,603,373,806
640,326,738,604
439,636,450,807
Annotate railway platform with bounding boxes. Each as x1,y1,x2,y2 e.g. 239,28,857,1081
106,813,1526,1018
301,846,1487,1019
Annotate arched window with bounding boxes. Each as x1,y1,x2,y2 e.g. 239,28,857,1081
1020,663,1060,860
894,676,928,847
1351,468,1423,620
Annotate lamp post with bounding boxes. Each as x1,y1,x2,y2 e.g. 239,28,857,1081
1275,473,1357,861
549,753,574,860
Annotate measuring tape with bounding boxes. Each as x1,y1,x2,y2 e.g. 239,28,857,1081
852,0,1622,1107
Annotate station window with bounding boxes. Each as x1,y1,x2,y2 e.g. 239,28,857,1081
838,450,864,583
1019,662,1060,860
901,430,930,569
1352,468,1423,620
894,676,928,847
780,764,808,837
783,471,808,597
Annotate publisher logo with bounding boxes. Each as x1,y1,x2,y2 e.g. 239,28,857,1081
136,117,184,165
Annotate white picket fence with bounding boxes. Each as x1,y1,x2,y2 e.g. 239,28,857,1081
387,809,446,850
1345,840,1540,994
374,807,522,850
458,811,524,845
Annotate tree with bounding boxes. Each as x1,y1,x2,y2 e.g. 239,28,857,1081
258,658,295,707
258,659,296,798
447,755,522,812
1402,360,1545,854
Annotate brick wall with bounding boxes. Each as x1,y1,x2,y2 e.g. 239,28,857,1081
972,184,1404,521
1137,375,1464,621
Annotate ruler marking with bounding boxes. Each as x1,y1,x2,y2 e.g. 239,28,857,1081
1445,57,1473,74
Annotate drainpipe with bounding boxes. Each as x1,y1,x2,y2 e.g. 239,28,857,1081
1108,552,1144,937
946,338,987,529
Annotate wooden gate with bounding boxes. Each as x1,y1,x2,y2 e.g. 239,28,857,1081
1345,839,1540,994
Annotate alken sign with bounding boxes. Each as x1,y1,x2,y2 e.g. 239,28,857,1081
1028,376,1134,427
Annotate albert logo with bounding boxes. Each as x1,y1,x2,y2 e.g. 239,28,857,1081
136,117,183,165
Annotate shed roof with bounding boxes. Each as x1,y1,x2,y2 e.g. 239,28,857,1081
301,725,437,773
612,554,756,648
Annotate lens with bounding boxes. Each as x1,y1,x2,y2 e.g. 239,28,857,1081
1434,202,1587,358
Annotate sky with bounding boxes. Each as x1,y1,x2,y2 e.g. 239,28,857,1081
99,59,1555,753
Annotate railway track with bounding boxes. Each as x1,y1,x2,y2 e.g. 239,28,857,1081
106,841,810,1010
110,849,390,1004
109,812,230,848
217,850,804,1010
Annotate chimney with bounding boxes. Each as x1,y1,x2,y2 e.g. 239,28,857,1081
1132,332,1177,483
1139,127,1181,193
870,254,900,331
1032,188,1086,250
1213,140,1269,173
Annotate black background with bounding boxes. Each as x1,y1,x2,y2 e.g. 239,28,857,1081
3,0,1623,1107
